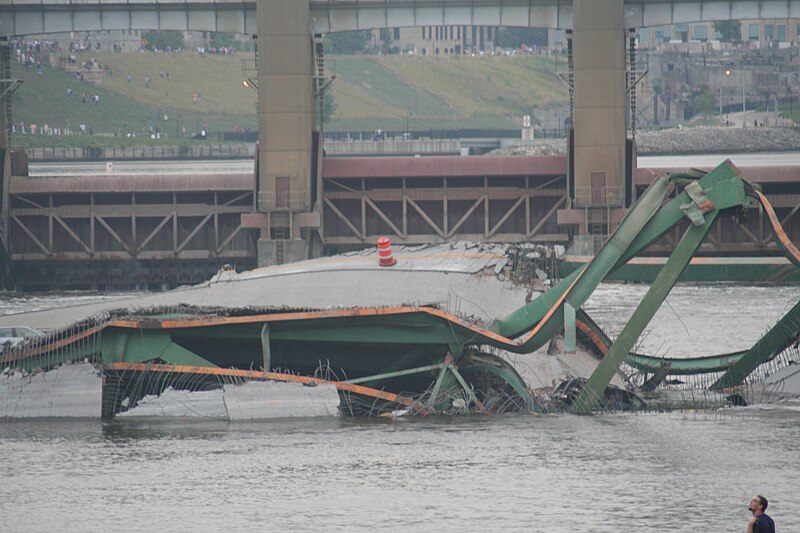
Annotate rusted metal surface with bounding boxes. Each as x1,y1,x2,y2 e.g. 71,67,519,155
323,175,568,244
8,188,254,265
4,156,800,288
106,362,428,413
10,174,253,194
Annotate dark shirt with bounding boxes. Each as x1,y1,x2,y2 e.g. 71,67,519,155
754,513,775,533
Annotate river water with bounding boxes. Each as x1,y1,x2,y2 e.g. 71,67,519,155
1,284,799,532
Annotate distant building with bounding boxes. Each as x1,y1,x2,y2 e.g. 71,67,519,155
740,20,799,48
634,20,800,50
370,26,499,55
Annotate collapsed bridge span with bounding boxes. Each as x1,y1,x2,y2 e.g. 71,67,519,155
2,161,800,417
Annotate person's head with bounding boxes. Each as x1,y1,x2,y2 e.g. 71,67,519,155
749,495,768,514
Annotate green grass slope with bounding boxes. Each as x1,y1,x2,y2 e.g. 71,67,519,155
9,50,567,143
329,54,565,131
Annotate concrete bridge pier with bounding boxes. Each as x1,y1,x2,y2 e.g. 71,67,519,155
249,0,323,267
1,38,12,286
560,0,630,252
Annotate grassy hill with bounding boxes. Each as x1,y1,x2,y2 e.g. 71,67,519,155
9,50,567,146
330,54,565,131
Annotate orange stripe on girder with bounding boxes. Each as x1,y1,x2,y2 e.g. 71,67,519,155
757,189,800,264
106,362,427,412
0,324,106,364
576,319,610,356
108,271,587,350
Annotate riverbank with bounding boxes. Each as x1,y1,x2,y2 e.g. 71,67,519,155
17,126,800,162
492,126,800,156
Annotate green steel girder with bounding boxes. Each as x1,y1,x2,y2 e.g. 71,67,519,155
639,364,672,392
269,321,464,345
494,175,671,342
4,342,99,373
625,351,746,375
260,324,271,371
460,352,541,413
446,363,482,409
577,308,748,375
428,363,460,411
711,299,800,390
486,161,748,355
100,328,216,367
572,207,721,414
344,361,446,385
614,162,748,271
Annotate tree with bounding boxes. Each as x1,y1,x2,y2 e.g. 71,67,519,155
714,21,741,42
495,27,548,48
317,89,337,127
325,31,371,54
211,32,252,52
690,85,717,116
141,31,185,51
379,29,394,53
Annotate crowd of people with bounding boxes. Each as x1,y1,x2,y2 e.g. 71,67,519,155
7,121,75,137
8,37,248,140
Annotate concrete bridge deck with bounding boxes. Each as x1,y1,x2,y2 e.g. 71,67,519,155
2,0,798,37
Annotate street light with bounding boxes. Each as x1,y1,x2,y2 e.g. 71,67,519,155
725,66,746,128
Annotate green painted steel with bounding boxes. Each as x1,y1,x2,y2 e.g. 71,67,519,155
428,364,459,411
564,302,576,352
572,210,720,414
4,160,797,415
446,363,482,409
711,299,800,390
576,308,748,375
571,163,752,413
260,324,271,371
639,364,673,392
101,328,217,367
460,352,540,412
344,362,445,385
625,351,746,375
494,175,670,341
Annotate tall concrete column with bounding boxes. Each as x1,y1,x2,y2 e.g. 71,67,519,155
256,0,314,216
572,0,627,210
0,40,11,286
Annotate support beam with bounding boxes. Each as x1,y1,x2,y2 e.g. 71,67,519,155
711,299,800,390
256,0,315,263
572,0,627,216
260,324,271,372
572,210,719,414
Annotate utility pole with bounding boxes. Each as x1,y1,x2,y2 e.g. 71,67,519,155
742,69,746,128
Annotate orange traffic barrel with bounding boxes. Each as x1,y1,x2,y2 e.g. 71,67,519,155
377,237,396,267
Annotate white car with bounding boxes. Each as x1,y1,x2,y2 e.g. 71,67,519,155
0,326,44,353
